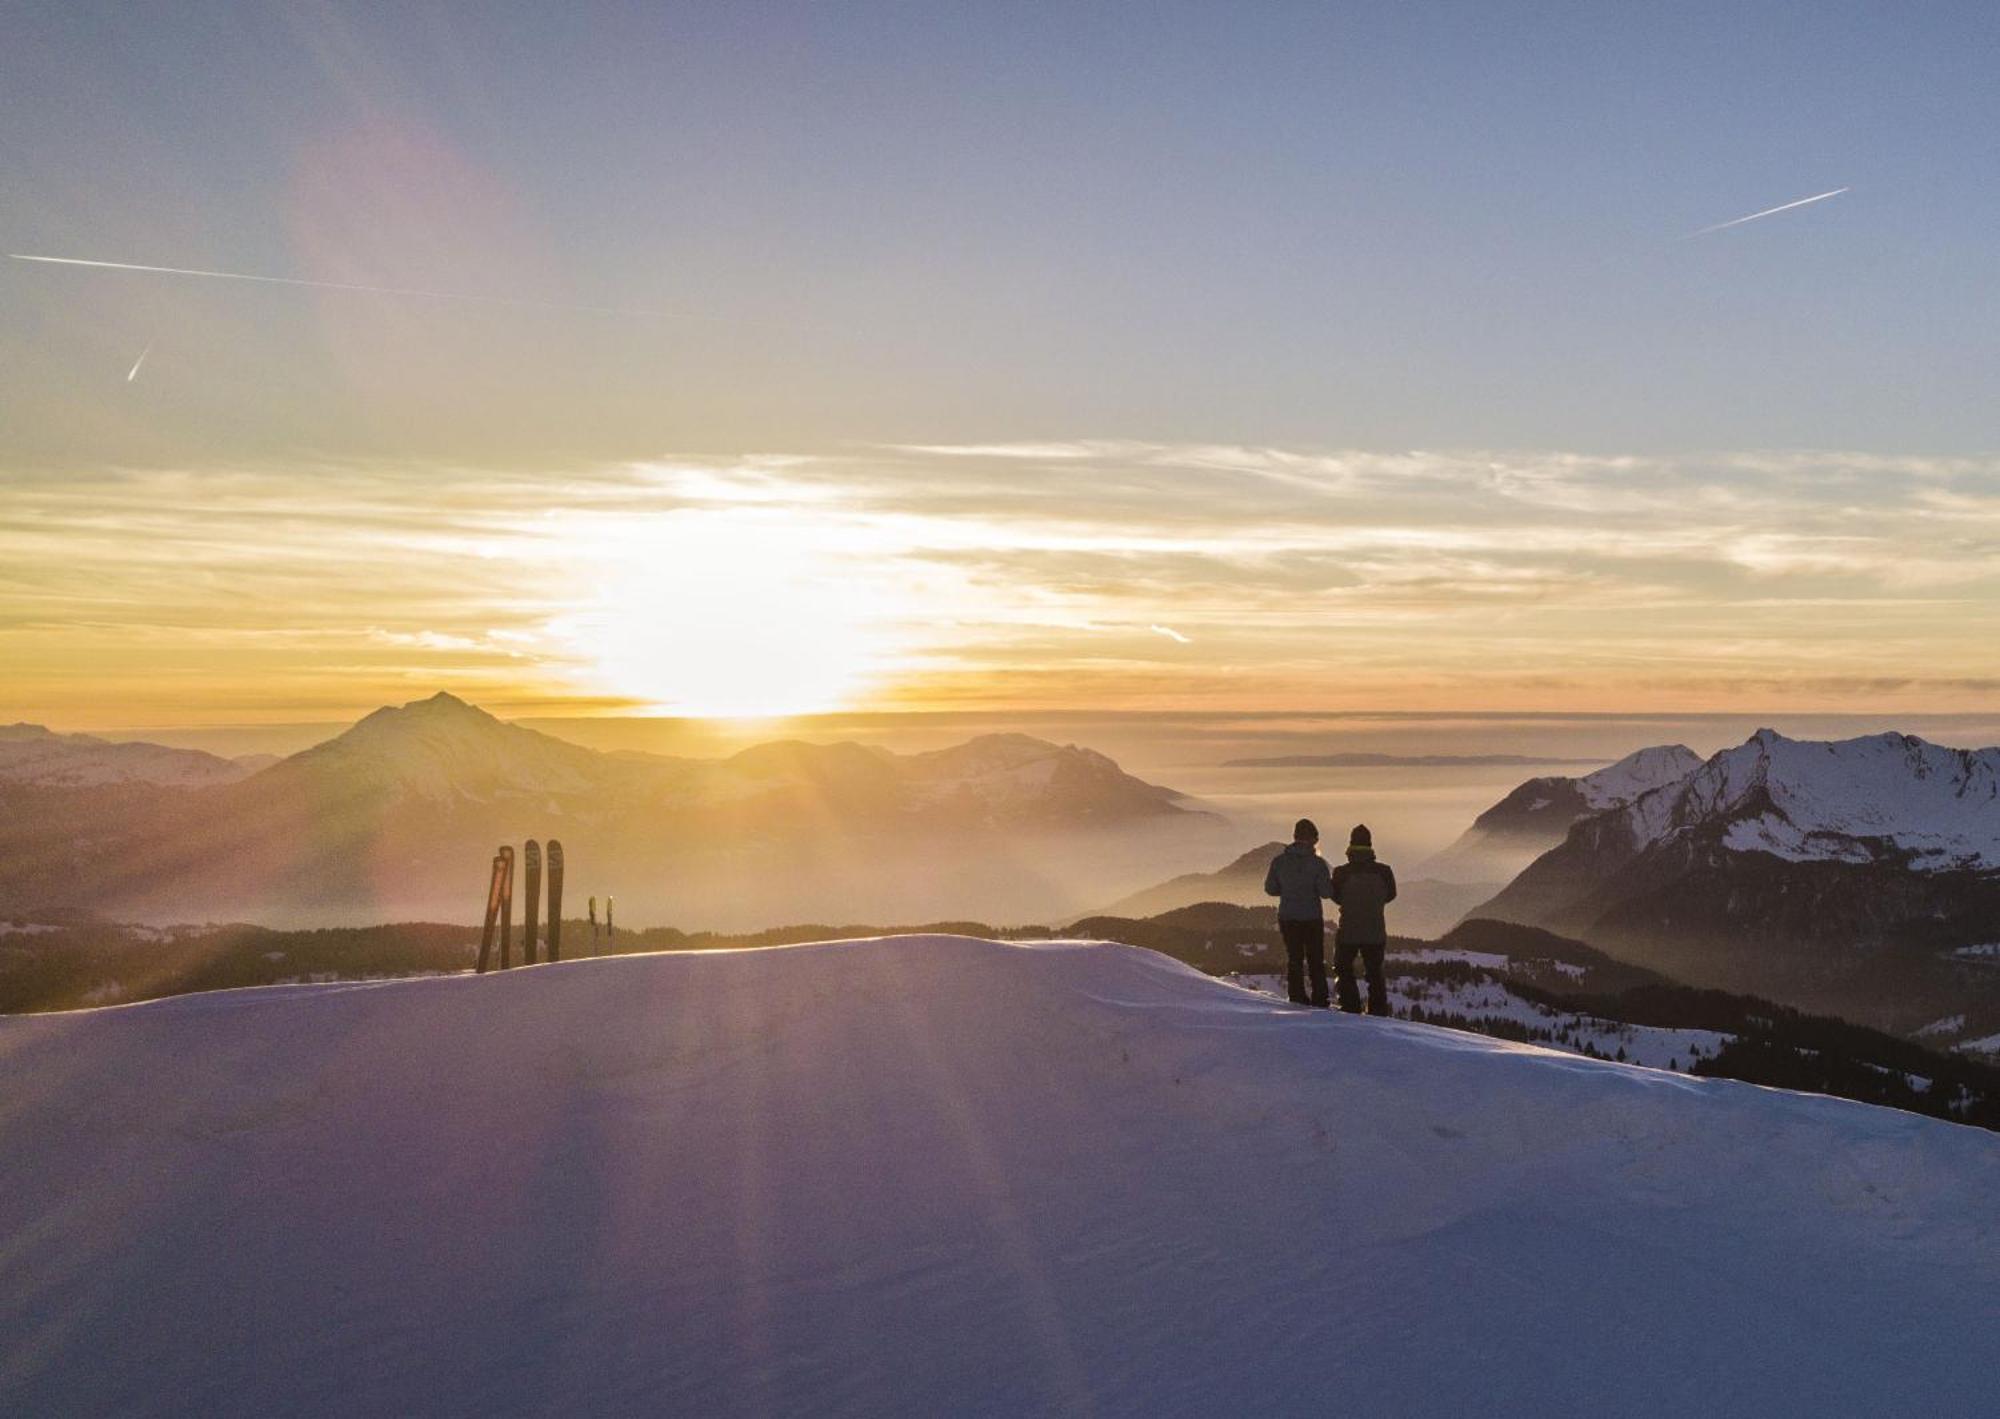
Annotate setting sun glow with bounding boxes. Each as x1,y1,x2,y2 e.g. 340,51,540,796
559,507,919,718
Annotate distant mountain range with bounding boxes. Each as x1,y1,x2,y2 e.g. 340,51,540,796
13,702,2000,1048
1477,730,2000,1040
0,723,269,788
1094,840,1491,938
0,693,1227,928
1220,753,1607,768
1421,745,1705,885
1095,841,1287,918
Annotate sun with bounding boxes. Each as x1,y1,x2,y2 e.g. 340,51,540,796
560,508,914,719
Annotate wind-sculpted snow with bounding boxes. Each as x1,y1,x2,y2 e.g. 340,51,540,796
3,937,1996,1416
1621,729,2000,871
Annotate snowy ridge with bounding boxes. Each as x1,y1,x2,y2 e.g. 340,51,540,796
1420,742,1702,887
1573,743,1704,811
2,935,1995,1416
1621,729,2000,872
0,724,256,788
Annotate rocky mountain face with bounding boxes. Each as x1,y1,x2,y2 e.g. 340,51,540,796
1476,730,2000,1038
0,693,1225,928
1421,744,1705,885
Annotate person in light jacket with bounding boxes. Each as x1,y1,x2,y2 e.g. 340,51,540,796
1264,819,1334,1006
1329,823,1397,1016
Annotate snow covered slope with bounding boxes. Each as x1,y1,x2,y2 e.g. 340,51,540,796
1618,729,2000,872
1475,730,2000,1031
1574,743,1706,809
0,723,257,787
4,937,1996,1417
1422,744,1702,886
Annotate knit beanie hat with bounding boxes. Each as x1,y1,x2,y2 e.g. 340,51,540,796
1348,823,1372,849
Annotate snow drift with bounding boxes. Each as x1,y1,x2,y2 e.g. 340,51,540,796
3,936,1996,1417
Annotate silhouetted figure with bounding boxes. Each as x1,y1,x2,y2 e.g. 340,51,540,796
1264,818,1333,1006
588,895,599,940
605,896,614,939
1330,823,1397,1016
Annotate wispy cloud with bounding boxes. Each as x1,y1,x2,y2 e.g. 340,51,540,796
4,442,1997,720
9,251,663,319
1683,186,1850,238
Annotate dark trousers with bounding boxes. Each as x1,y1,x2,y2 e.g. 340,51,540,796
1279,919,1328,1006
1334,940,1389,1015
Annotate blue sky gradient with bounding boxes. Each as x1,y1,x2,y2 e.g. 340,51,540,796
4,5,1998,722
7,2,1998,460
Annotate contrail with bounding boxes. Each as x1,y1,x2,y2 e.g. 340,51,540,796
8,251,652,317
1150,624,1192,645
1683,187,1850,238
125,341,153,383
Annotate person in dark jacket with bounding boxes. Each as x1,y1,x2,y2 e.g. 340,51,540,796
1263,818,1334,1006
1329,823,1397,1015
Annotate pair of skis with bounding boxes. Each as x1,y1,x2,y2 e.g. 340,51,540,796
475,838,565,973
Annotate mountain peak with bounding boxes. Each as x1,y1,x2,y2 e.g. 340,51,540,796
1622,729,2000,872
406,689,482,715
274,690,605,804
347,691,499,734
1226,840,1292,871
1576,744,1703,809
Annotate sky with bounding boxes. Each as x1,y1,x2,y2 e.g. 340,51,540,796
4,3,1999,726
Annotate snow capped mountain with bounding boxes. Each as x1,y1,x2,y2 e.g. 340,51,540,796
0,723,257,788
1573,743,1707,812
1619,728,2000,872
4,936,1994,1416
1421,743,1703,885
1477,730,2000,1035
